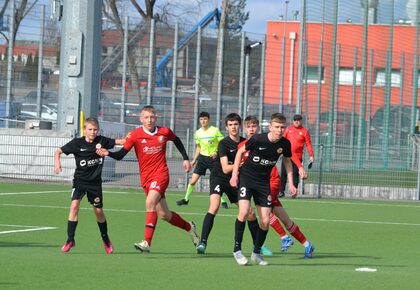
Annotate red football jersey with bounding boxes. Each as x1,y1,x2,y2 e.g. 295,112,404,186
284,125,314,160
124,126,176,186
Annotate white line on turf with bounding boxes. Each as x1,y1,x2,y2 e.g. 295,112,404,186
0,190,137,196
0,225,57,235
1,203,420,227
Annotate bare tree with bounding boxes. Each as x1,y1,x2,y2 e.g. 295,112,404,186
0,0,39,45
103,0,143,101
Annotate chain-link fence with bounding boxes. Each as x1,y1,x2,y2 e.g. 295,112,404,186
0,1,420,199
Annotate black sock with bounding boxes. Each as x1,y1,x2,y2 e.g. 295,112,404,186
97,221,109,243
254,227,269,254
201,212,215,245
234,219,246,252
67,220,78,242
247,219,259,246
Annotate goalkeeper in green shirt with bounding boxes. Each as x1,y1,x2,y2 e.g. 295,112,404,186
177,112,229,208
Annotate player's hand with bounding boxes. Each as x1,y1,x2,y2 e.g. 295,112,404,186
210,153,217,159
96,148,109,156
191,160,197,167
230,175,238,188
289,185,297,198
54,164,62,174
183,160,191,172
309,156,314,163
299,167,308,179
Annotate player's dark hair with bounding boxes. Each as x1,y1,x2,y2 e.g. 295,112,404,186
225,113,242,125
198,111,210,119
244,115,259,126
85,117,99,128
270,113,286,124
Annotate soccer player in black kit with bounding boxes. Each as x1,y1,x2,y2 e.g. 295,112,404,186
230,113,297,266
54,117,125,254
196,113,271,255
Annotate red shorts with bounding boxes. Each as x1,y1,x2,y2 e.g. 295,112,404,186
270,177,282,207
271,192,283,208
142,175,169,198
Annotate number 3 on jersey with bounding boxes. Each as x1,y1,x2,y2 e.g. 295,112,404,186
240,187,247,197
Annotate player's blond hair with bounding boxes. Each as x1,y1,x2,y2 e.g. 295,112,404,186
85,117,99,128
141,105,156,115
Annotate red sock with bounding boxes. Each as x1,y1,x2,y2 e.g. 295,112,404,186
287,222,307,244
169,211,190,231
269,213,287,237
144,211,158,245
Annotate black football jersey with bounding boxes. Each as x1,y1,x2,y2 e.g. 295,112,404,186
241,133,291,180
61,136,115,184
212,136,245,180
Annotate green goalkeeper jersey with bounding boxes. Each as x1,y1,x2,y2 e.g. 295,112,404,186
195,126,224,157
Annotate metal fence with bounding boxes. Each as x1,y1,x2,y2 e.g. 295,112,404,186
0,1,420,199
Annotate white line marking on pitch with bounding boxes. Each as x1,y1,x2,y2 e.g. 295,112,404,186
0,190,134,196
2,203,420,227
0,224,57,235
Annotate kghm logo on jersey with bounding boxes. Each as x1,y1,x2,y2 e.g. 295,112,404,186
277,148,283,154
80,158,103,167
96,143,102,149
209,140,214,145
158,136,165,143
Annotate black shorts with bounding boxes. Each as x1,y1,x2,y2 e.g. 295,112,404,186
238,178,272,207
193,155,216,176
71,183,103,208
209,176,238,204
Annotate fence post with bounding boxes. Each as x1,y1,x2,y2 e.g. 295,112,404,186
146,19,155,104
317,144,324,199
120,16,128,124
5,0,15,129
169,22,179,158
36,5,45,120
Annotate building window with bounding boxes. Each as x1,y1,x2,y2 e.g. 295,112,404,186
304,66,324,84
375,68,401,87
338,67,362,85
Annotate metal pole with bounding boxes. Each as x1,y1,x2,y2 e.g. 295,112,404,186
279,0,289,113
288,33,296,105
216,28,224,127
243,53,250,117
120,16,128,123
411,0,419,135
365,48,374,161
238,32,245,117
296,0,306,114
317,144,324,199
315,0,325,155
326,0,339,169
193,26,202,137
36,5,45,120
258,37,266,122
146,19,155,104
5,0,15,128
350,47,358,160
169,23,179,158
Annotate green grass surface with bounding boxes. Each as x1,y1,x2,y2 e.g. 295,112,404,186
1,183,420,289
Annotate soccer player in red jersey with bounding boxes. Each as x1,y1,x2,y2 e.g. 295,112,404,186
239,116,314,258
97,106,200,252
279,114,314,197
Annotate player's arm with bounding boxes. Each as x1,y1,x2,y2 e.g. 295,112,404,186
115,138,126,146
54,148,63,174
229,145,246,188
290,154,307,179
191,144,201,166
173,136,191,172
283,157,298,198
305,130,314,163
97,147,129,160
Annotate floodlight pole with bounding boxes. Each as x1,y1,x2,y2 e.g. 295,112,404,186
243,42,262,117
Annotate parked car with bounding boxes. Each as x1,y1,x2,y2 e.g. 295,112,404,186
24,90,58,104
18,103,58,122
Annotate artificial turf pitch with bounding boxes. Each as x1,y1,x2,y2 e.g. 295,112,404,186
0,183,419,289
